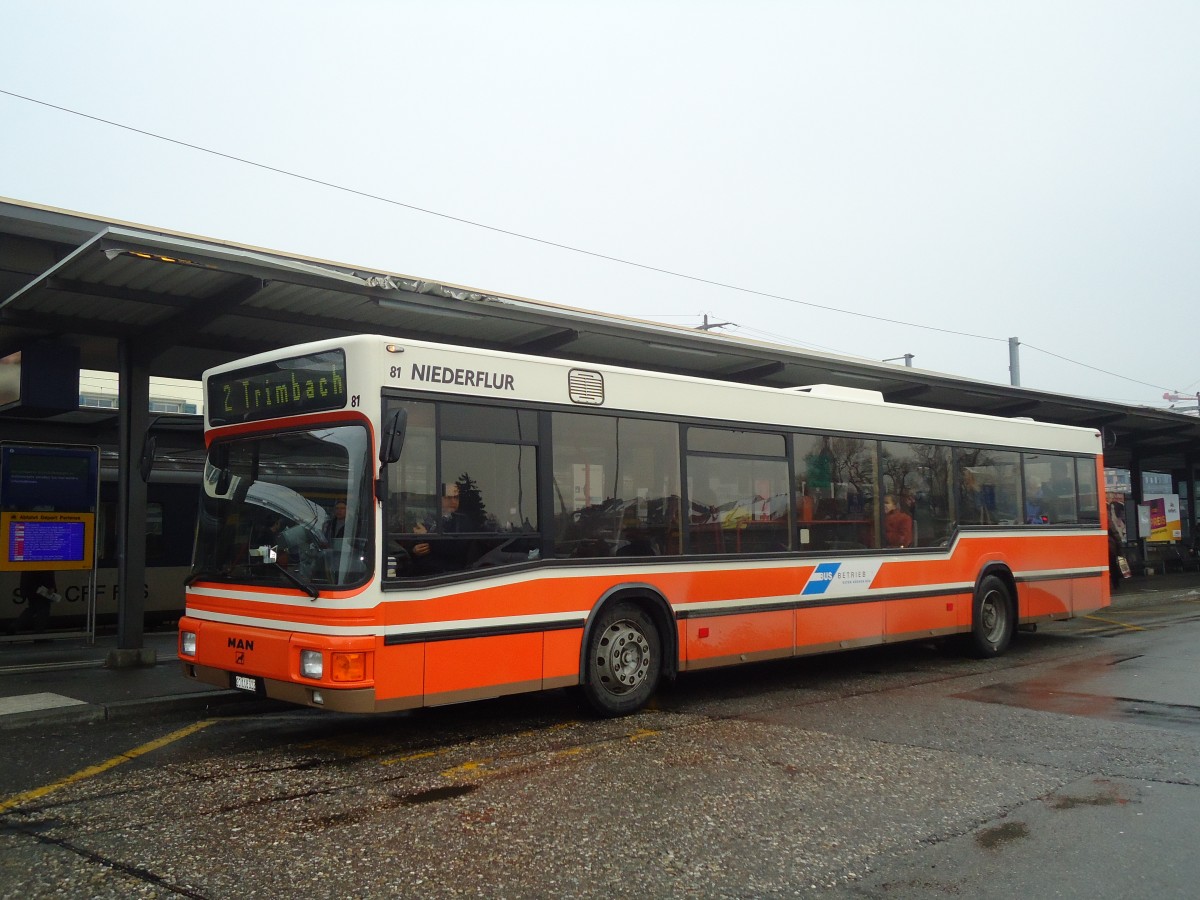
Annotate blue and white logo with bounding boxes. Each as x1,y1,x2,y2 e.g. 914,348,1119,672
800,560,882,598
802,562,842,595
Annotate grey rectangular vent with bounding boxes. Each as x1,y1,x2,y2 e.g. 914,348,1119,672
568,369,605,405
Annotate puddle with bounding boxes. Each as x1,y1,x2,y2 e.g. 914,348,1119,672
959,682,1200,734
976,821,1029,849
398,783,478,805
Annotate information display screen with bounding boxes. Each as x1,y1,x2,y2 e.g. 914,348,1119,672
8,519,85,563
0,444,99,571
1,446,96,511
207,349,348,426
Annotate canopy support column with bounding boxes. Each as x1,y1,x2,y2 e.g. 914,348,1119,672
108,339,154,667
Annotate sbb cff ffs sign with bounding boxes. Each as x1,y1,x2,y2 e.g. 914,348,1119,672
0,444,99,572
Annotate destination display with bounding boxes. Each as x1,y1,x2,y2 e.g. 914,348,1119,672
208,349,348,426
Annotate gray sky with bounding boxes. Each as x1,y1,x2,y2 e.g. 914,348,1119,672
2,1,1198,408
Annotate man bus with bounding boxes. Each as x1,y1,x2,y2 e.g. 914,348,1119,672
179,335,1108,716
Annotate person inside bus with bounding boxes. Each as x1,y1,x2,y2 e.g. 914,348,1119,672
959,467,993,525
616,529,657,557
883,494,914,548
1025,482,1049,524
325,500,348,542
394,491,469,575
255,515,285,546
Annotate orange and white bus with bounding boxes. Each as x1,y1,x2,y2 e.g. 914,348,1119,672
179,334,1109,716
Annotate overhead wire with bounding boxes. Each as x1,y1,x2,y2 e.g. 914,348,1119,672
1020,343,1177,395
0,87,1183,402
0,88,999,344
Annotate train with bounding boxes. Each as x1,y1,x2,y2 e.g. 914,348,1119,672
1,448,201,634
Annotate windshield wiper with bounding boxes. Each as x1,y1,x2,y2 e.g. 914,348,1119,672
270,561,320,600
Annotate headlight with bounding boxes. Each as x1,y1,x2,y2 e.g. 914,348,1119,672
181,631,197,656
300,649,323,679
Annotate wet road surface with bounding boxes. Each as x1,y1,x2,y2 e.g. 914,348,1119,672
2,595,1199,898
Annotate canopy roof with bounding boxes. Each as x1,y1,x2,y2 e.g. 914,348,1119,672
2,196,1196,471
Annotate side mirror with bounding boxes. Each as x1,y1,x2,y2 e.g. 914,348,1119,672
212,444,232,496
380,407,408,464
139,433,158,483
376,407,408,502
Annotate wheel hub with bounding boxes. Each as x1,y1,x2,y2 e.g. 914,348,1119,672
600,621,650,691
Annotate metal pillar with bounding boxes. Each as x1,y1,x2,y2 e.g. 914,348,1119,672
1187,454,1198,545
1008,337,1021,386
111,339,154,666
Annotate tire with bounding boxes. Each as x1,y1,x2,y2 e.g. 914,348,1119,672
582,602,662,716
966,574,1014,658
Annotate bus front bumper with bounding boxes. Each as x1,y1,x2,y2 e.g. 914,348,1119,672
183,661,388,713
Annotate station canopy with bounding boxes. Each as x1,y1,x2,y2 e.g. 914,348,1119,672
2,196,1198,472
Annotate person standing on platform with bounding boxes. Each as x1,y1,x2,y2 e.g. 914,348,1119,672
7,569,61,635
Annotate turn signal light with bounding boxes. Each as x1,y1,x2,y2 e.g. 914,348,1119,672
331,651,366,682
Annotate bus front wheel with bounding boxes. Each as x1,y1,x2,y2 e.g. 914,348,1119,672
582,602,661,716
967,575,1014,658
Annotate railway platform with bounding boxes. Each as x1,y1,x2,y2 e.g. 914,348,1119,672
0,628,255,731
1,571,1198,731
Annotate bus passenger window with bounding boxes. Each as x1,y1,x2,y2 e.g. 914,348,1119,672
794,434,877,551
881,441,952,547
685,426,790,556
383,400,438,533
1022,453,1077,524
382,401,540,578
1075,458,1100,523
955,448,1020,527
551,413,681,559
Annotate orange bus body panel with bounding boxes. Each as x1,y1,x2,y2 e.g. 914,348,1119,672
543,629,584,689
685,609,794,670
373,642,424,707
183,532,1110,712
795,602,885,653
424,633,544,705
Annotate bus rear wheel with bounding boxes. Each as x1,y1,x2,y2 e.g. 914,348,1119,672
966,575,1014,658
582,602,661,717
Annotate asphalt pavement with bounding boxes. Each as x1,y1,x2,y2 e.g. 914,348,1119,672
1,570,1198,731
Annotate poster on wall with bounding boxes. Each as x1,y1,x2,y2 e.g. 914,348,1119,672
1139,493,1182,542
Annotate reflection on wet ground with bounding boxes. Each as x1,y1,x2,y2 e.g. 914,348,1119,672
957,653,1200,734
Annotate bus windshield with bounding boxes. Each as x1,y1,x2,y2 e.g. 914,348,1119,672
192,423,373,591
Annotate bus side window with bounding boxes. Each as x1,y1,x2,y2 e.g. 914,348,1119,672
1075,458,1099,523
881,441,952,547
551,413,681,560
684,427,790,556
955,448,1021,527
1022,453,1076,525
795,433,878,552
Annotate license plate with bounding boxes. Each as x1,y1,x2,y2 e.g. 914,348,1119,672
234,674,257,692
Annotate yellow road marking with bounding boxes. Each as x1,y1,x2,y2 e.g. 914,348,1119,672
0,719,215,814
1083,615,1146,632
441,758,492,779
380,747,452,766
